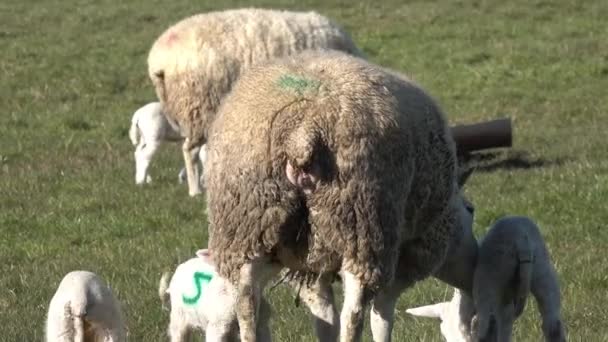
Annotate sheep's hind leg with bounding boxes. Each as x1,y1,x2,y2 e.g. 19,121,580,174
169,323,192,342
296,274,339,342
531,267,566,342
182,139,201,196
369,280,408,342
340,271,368,342
237,262,259,342
135,141,160,184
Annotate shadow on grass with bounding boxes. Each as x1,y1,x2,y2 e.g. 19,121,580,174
461,149,568,172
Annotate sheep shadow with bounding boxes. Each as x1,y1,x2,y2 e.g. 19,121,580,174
460,149,567,173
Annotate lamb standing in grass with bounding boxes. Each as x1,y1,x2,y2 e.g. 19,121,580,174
407,216,566,342
204,50,460,342
472,216,566,342
159,249,272,342
147,8,363,196
129,101,207,185
46,271,126,342
159,249,341,342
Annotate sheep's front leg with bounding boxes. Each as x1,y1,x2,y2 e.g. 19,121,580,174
182,139,202,196
237,262,258,342
340,271,368,342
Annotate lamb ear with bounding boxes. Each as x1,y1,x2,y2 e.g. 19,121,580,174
196,249,213,263
406,303,446,319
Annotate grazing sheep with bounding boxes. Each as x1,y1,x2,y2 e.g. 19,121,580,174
407,216,566,342
472,216,566,342
129,102,207,186
129,101,181,184
148,8,363,196
46,270,126,342
204,50,460,342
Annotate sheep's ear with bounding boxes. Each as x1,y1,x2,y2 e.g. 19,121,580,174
196,249,212,263
406,303,446,319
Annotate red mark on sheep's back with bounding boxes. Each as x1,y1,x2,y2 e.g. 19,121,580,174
163,31,179,46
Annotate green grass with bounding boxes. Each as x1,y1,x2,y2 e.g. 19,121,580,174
1,0,607,340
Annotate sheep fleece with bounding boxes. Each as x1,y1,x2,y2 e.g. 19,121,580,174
147,8,362,146
205,51,458,290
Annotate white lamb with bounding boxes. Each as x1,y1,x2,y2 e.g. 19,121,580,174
46,270,126,342
158,249,271,342
129,102,206,185
407,216,566,342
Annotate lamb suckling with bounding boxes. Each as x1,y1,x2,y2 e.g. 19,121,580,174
45,270,126,342
147,8,363,196
204,50,460,342
407,216,566,342
472,216,566,342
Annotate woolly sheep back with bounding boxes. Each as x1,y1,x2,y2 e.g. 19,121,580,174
147,8,362,146
205,50,458,292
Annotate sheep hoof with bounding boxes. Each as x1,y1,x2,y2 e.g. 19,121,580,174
189,189,202,197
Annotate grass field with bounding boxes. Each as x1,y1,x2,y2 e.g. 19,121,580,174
1,0,607,340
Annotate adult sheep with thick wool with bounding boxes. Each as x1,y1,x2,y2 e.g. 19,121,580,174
147,8,363,196
204,50,460,342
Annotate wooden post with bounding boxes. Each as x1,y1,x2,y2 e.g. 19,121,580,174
450,118,512,155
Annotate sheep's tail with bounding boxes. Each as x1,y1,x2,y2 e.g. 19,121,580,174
129,112,141,146
515,233,534,316
159,271,172,310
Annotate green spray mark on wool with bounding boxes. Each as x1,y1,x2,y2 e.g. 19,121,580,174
182,271,213,305
276,74,321,95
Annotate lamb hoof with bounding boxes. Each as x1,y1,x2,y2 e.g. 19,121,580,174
145,175,152,184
